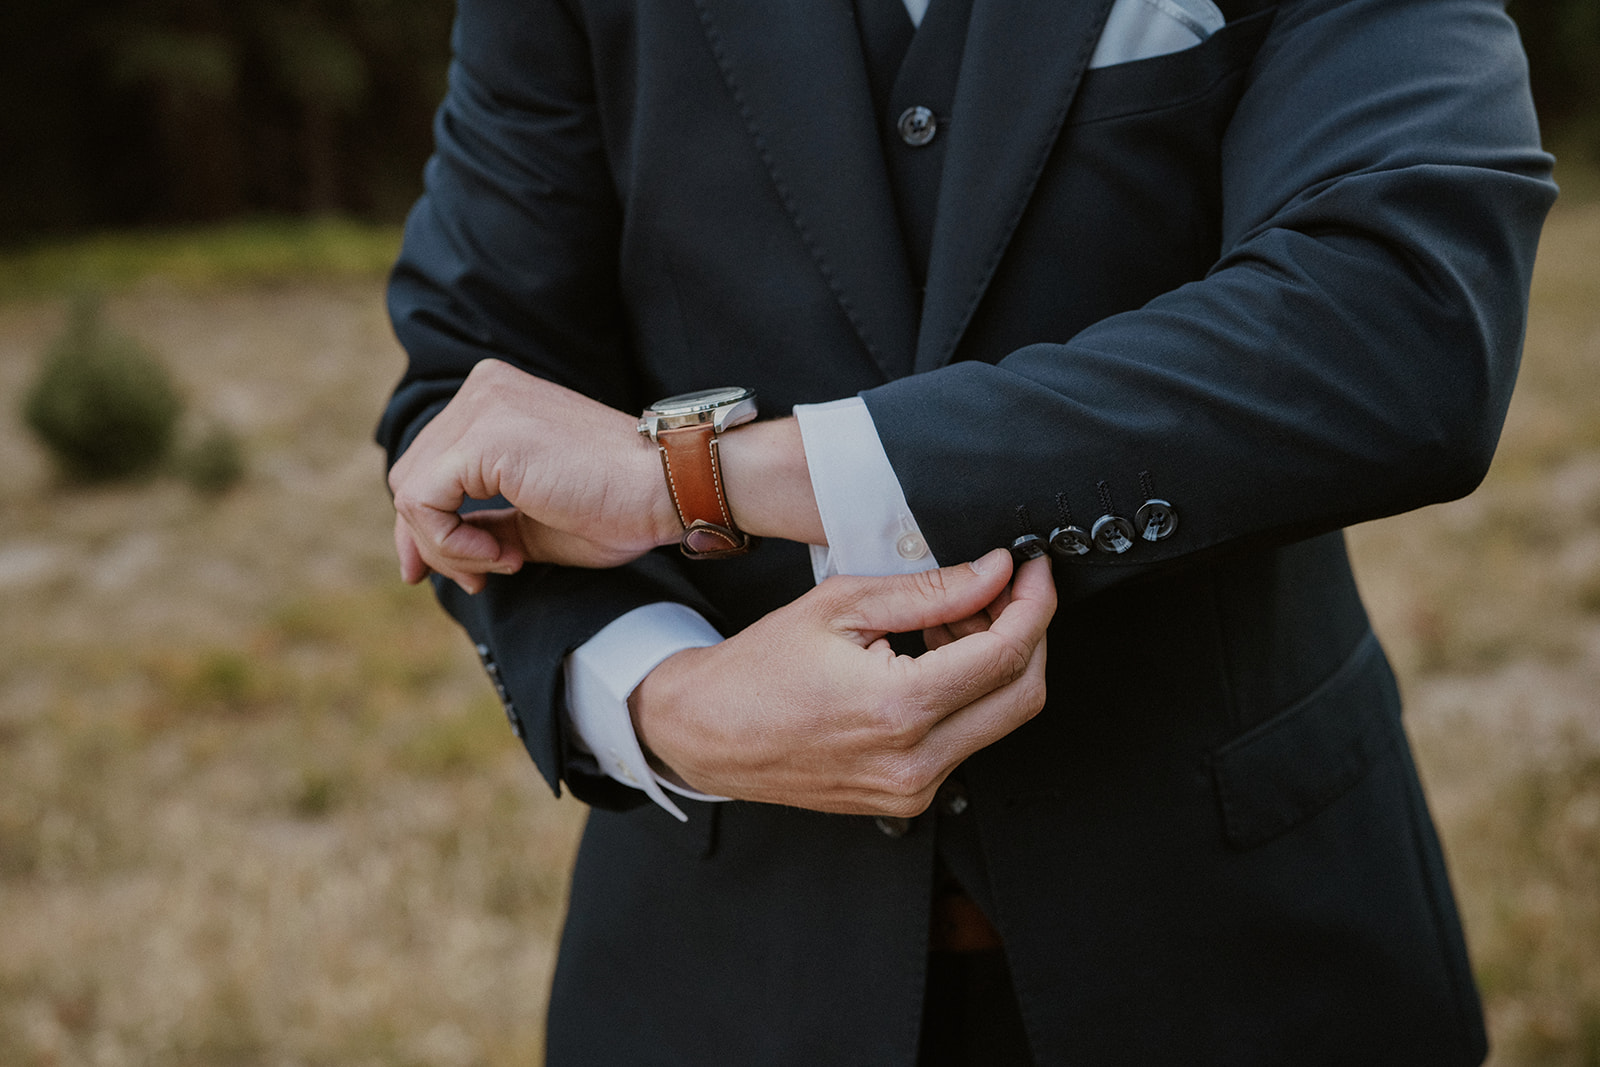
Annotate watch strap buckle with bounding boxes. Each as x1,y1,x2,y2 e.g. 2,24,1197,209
680,520,757,559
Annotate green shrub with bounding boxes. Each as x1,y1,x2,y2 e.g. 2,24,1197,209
182,422,247,495
23,298,185,482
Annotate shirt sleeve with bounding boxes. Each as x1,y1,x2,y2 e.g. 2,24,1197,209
793,396,940,582
562,601,730,822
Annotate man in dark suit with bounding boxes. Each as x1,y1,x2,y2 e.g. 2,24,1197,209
379,0,1555,1061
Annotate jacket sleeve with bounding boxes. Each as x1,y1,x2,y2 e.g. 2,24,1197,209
376,0,714,807
861,0,1557,599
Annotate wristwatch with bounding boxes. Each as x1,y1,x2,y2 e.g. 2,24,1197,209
638,387,758,559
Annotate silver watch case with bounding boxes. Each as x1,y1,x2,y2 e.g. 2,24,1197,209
637,386,757,439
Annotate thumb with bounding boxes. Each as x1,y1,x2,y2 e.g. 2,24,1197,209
829,548,1015,641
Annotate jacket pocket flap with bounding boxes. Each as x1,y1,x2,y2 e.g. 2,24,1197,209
1211,632,1397,850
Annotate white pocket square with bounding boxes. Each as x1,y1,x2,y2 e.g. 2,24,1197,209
1088,0,1226,69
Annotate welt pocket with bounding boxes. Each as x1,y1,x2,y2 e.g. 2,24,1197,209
1210,632,1398,851
1067,4,1277,126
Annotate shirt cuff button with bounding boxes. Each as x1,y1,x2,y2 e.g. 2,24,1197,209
609,749,640,785
895,532,929,561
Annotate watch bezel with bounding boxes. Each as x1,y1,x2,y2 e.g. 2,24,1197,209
638,386,757,437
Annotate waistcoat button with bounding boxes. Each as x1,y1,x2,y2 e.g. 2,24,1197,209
897,106,938,146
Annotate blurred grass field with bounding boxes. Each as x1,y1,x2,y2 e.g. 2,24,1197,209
0,190,1596,1065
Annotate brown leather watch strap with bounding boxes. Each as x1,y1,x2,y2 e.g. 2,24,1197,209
656,424,753,559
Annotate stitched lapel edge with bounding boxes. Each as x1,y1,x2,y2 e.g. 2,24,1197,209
693,0,921,381
916,0,1120,372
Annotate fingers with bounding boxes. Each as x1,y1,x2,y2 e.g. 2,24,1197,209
469,509,649,569
848,555,1055,804
903,554,1055,712
624,551,1056,819
911,554,1054,765
394,515,432,585
922,634,1049,760
387,373,523,582
392,465,505,569
393,508,521,594
923,591,1010,649
385,377,528,583
826,548,1015,642
986,553,1056,643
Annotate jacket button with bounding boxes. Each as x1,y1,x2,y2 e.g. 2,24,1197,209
1049,524,1092,557
936,780,970,816
874,816,913,838
1091,514,1136,554
897,106,938,146
1135,499,1179,541
1009,532,1046,561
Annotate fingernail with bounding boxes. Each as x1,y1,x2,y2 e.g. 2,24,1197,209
970,548,1008,576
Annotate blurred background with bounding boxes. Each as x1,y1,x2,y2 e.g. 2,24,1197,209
0,2,1596,1064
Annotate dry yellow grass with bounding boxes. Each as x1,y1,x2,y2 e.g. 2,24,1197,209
0,188,1596,1063
1346,187,1600,1065
0,286,584,1065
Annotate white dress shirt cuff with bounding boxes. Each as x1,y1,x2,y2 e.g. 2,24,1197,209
563,602,729,822
793,396,940,582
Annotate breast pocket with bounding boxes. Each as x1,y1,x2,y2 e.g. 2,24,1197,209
1070,0,1278,125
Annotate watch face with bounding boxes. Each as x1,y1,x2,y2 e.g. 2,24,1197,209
649,386,754,416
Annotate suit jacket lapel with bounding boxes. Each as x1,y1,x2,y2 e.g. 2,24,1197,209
693,0,920,381
915,0,1119,373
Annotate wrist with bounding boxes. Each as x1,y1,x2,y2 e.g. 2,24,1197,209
719,417,825,544
628,644,713,788
633,430,687,549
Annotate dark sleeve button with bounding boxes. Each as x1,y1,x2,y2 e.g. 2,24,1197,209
475,643,523,738
1091,515,1136,554
897,106,938,146
1135,499,1179,541
1049,524,1092,557
1009,532,1046,561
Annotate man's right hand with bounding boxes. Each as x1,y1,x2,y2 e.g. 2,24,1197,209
629,549,1056,816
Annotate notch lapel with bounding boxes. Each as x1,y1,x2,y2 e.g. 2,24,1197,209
915,0,1118,373
693,0,921,381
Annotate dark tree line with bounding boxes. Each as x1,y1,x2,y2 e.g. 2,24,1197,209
1,0,1595,246
1,0,453,244
1507,0,1600,142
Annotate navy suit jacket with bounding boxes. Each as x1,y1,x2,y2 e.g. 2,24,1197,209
378,0,1555,1062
